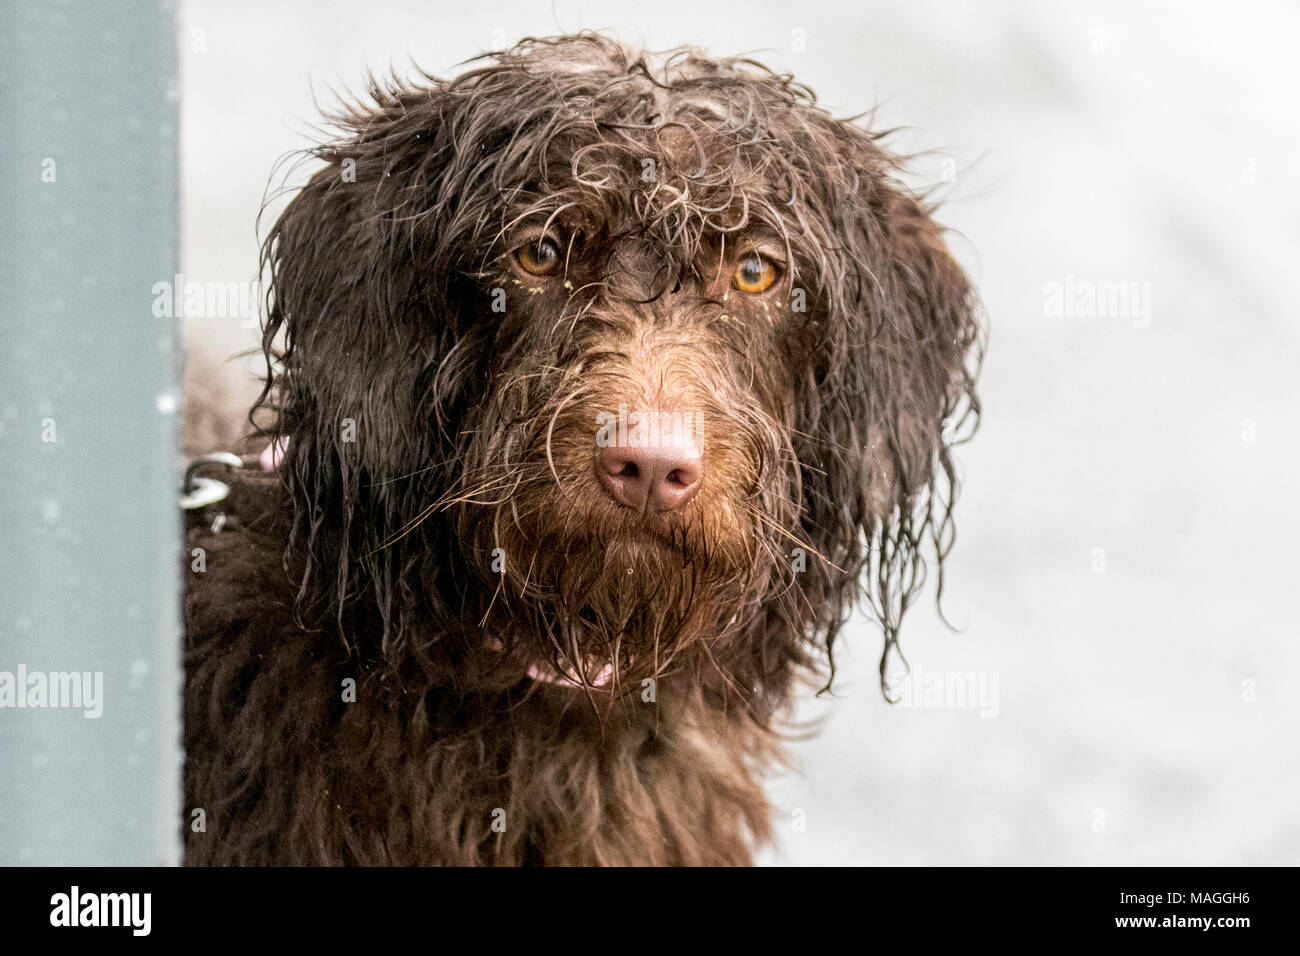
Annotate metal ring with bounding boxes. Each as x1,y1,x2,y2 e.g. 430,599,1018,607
181,453,243,510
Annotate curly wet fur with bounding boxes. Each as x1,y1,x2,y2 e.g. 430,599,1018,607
182,33,982,865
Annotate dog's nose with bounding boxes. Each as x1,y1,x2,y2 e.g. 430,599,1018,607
596,440,703,514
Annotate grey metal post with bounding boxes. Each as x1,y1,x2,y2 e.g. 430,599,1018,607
0,1,181,865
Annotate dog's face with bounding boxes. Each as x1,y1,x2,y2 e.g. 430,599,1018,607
260,35,981,700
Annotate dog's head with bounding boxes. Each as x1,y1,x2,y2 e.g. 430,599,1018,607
258,34,981,704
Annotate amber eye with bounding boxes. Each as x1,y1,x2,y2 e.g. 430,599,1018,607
513,236,562,277
732,254,777,293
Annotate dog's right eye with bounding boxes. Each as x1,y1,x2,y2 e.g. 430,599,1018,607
733,254,778,294
513,237,563,277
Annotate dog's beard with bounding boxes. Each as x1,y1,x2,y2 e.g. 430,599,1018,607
444,377,803,691
465,478,780,691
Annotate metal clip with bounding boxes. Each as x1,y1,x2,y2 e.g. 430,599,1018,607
181,453,243,511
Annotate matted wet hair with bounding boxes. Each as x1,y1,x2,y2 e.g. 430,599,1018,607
252,33,983,706
184,32,982,864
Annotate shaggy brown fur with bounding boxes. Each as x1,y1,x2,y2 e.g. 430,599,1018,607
182,33,982,865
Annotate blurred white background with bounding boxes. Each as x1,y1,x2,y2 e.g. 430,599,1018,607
179,0,1300,864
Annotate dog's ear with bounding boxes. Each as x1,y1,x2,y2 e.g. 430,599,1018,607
254,88,476,641
794,126,982,675
854,184,980,514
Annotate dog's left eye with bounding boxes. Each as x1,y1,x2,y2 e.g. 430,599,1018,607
733,254,777,294
513,237,563,277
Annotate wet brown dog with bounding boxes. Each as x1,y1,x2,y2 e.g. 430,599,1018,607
182,33,982,865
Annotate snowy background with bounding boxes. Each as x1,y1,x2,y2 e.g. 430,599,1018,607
179,0,1300,864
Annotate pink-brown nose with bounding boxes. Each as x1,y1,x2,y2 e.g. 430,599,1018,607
596,440,703,514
